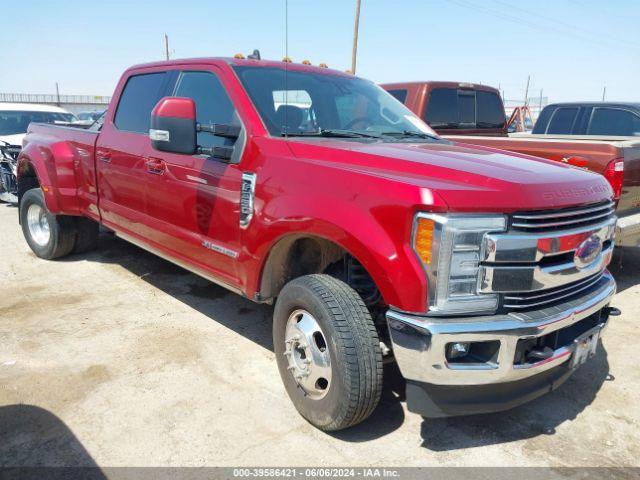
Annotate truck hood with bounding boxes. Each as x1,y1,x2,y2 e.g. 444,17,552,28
0,133,25,147
286,138,613,212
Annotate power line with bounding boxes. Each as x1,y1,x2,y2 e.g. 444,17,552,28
490,0,640,50
446,0,638,53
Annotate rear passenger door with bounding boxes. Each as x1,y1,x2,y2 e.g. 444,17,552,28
143,68,244,285
96,71,174,236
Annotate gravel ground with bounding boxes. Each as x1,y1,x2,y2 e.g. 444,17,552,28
1,202,639,468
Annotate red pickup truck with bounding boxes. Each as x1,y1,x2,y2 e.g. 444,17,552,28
382,81,507,136
17,57,619,431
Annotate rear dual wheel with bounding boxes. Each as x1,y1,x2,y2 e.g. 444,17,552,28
20,188,98,259
274,274,383,431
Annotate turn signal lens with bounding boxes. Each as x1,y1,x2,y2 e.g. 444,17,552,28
415,218,435,265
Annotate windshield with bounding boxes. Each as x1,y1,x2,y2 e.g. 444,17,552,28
233,66,438,139
0,110,78,135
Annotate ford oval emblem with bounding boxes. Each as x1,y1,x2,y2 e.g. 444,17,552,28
574,234,603,270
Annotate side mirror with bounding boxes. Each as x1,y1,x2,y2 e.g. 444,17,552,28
150,97,197,154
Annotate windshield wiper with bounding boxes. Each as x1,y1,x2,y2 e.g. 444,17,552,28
320,129,382,138
380,130,439,140
281,129,382,139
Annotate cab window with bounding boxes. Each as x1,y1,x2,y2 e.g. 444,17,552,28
588,108,640,136
114,72,167,133
546,107,579,134
387,89,408,104
174,71,239,148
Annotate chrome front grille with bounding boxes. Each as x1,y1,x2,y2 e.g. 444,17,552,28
483,200,617,313
511,201,615,232
502,272,605,310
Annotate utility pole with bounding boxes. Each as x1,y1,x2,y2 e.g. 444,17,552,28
523,75,530,106
351,0,362,74
55,82,61,106
602,86,606,101
164,33,170,61
538,89,543,120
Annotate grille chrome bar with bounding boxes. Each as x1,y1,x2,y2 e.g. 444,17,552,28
512,201,614,220
503,272,605,309
511,201,615,231
512,209,615,229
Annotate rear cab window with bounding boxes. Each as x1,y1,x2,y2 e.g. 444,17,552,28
424,88,504,130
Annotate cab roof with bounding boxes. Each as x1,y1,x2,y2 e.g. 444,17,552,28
380,81,500,93
128,57,353,78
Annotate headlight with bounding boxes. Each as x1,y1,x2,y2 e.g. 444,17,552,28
413,213,506,315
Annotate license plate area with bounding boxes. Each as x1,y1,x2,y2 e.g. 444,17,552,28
571,325,603,368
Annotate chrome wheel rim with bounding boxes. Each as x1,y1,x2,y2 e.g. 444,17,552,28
27,204,51,247
284,309,332,400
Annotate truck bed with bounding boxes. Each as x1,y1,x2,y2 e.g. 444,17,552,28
21,123,100,219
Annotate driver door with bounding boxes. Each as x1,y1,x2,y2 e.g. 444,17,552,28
143,68,244,286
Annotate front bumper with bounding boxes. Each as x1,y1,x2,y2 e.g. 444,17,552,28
386,271,616,417
615,210,640,247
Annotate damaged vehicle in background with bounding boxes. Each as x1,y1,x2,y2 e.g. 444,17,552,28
0,141,19,204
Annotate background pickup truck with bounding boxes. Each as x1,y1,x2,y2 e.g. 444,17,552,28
382,81,507,136
390,89,640,247
444,134,640,248
17,57,619,431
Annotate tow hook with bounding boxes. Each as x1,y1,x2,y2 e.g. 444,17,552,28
605,306,622,317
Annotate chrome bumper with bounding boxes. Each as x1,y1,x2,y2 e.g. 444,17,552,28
615,210,640,247
386,271,616,387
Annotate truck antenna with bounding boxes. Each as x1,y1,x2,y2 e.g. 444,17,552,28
284,0,289,138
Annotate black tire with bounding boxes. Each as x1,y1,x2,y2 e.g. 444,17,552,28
20,188,76,260
273,274,383,431
73,217,99,254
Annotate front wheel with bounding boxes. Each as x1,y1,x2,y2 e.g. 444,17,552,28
20,188,76,259
273,274,383,431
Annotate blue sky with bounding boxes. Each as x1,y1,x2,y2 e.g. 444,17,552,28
1,0,637,104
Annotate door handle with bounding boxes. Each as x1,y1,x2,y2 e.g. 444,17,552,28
96,149,111,163
145,157,166,175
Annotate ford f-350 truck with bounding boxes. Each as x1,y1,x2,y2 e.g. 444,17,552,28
17,57,618,431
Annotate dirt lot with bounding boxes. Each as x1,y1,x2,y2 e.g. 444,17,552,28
1,202,639,468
